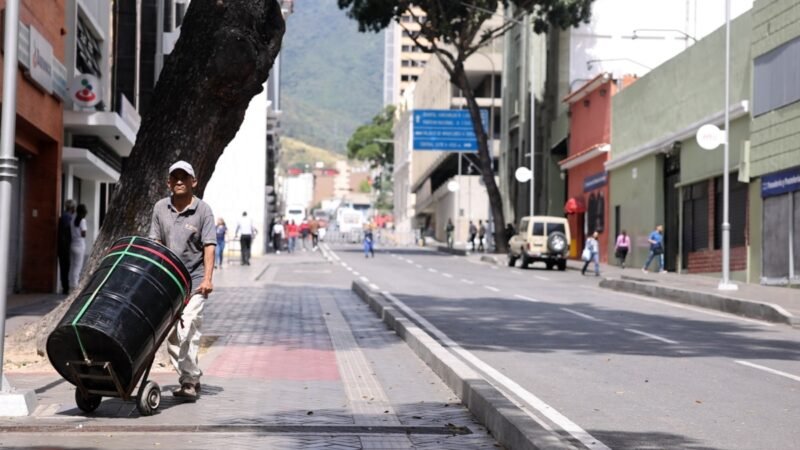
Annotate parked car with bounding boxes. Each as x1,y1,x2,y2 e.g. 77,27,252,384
507,216,570,270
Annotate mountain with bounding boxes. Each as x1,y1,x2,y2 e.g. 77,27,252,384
280,0,384,153
279,137,343,171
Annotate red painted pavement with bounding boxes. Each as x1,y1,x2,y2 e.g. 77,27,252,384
206,345,340,381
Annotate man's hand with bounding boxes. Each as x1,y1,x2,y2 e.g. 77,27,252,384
197,279,213,297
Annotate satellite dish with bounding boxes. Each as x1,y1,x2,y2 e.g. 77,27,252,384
515,167,532,183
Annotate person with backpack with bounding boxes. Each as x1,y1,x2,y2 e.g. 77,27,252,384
642,225,666,273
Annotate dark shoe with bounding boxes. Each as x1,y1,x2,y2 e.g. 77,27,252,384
195,382,201,393
173,383,197,399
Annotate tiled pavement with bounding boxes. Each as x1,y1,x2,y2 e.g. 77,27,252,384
1,252,500,449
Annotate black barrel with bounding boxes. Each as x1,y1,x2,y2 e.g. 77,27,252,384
47,236,191,392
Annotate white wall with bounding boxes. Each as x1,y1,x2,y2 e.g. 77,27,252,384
204,84,268,256
571,0,754,84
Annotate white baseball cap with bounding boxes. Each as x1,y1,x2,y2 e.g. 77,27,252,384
168,160,195,178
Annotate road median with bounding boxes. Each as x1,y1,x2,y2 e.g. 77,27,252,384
351,281,576,450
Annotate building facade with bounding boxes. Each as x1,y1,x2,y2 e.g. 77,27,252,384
382,7,431,106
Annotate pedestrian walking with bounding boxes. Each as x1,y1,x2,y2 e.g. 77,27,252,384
148,160,216,400
581,231,601,276
504,223,516,246
271,219,284,254
215,218,227,268
468,221,477,251
363,223,375,258
235,211,256,265
69,204,88,289
614,230,631,269
57,199,75,294
445,219,455,249
642,225,666,273
309,217,320,250
477,220,486,252
287,220,299,253
300,219,310,251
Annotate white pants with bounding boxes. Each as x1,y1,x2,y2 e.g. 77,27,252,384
168,293,204,385
69,245,86,288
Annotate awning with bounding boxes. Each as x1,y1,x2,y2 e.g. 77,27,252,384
564,197,586,214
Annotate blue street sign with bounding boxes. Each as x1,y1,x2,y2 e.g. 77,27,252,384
413,109,489,152
761,166,800,198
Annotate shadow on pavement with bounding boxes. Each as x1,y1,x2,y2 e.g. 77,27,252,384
588,429,722,450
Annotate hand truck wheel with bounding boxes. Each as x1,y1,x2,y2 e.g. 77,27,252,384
137,381,161,416
75,389,102,413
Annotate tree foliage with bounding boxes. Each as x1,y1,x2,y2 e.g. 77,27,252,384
346,105,395,169
338,0,593,252
21,0,285,355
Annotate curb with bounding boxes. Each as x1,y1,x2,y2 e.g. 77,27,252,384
352,281,576,450
436,246,469,256
480,255,500,264
599,277,799,327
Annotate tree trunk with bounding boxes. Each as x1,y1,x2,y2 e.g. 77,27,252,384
25,0,285,355
452,64,508,254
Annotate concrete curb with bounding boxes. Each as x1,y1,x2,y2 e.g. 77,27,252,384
600,277,799,327
436,246,469,256
480,255,500,264
351,281,575,450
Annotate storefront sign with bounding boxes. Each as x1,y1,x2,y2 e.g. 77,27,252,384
583,172,607,192
28,26,54,94
70,74,102,108
761,166,800,198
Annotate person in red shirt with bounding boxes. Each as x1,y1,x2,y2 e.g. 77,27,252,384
286,220,299,253
299,219,310,251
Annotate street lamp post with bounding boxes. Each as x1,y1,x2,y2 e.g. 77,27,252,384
719,0,737,290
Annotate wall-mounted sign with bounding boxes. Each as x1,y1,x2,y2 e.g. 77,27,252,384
761,166,800,198
70,74,102,108
412,109,488,152
28,26,53,94
583,171,607,192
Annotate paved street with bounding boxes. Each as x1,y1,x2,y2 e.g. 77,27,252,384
0,252,498,449
323,243,800,450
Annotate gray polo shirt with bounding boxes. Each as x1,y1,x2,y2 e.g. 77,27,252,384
148,196,216,291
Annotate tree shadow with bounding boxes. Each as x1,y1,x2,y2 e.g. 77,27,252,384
587,429,722,450
391,292,800,361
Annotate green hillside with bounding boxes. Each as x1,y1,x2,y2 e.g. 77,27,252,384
281,0,383,153
279,137,343,171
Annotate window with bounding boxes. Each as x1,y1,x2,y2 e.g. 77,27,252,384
754,36,800,116
76,16,102,77
519,219,530,235
547,223,565,235
682,181,709,252
532,222,544,236
714,175,747,249
401,60,410,67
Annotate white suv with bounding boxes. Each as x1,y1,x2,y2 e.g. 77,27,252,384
507,216,570,270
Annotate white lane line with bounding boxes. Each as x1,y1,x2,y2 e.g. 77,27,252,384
360,276,369,283
346,267,354,273
624,328,679,345
416,264,423,269
514,294,540,303
353,271,361,276
561,308,602,322
342,263,350,269
534,275,550,281
369,283,381,291
381,291,610,450
597,288,775,327
483,285,500,292
428,268,438,273
734,361,800,383
442,273,453,278
406,259,414,264
461,279,474,285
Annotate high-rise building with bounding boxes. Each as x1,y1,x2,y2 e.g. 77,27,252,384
383,7,431,106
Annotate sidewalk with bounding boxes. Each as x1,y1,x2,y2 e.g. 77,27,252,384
0,251,498,449
474,251,800,327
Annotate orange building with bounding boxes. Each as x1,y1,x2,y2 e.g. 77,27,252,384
560,73,635,262
1,0,66,292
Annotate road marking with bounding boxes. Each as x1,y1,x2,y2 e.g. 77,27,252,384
510,270,522,275
406,259,414,264
416,264,423,269
360,276,369,283
428,268,438,273
514,294,540,303
734,361,800,383
381,291,610,450
342,263,350,269
534,275,550,281
561,308,602,321
369,283,381,291
346,267,354,273
624,328,679,345
460,279,474,285
442,273,453,278
353,271,361,276
483,285,500,292
601,288,776,327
